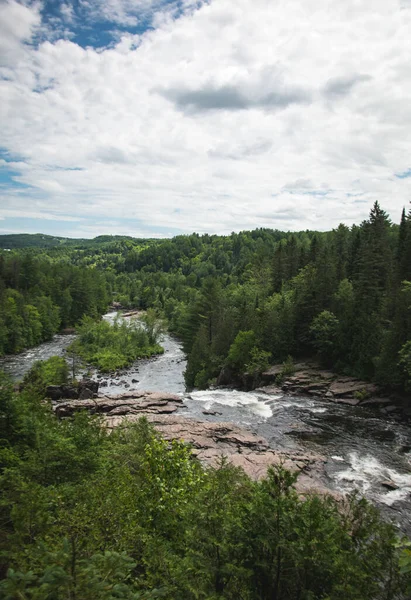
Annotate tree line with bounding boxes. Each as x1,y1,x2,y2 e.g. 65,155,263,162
1,202,410,397
0,253,108,355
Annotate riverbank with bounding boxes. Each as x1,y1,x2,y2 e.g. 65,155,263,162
221,360,411,419
53,389,331,496
2,319,410,535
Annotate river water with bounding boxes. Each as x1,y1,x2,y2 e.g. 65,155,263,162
1,312,410,534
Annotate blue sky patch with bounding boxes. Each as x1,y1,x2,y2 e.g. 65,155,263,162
35,0,196,49
395,168,411,179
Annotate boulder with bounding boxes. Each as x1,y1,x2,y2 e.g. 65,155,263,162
46,384,82,400
78,379,99,395
78,387,95,400
61,385,79,399
216,365,237,387
381,480,399,491
46,385,63,401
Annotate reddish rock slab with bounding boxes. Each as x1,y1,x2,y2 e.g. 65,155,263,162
104,412,327,489
54,391,183,418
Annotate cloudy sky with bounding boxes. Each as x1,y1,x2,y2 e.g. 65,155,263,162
1,0,410,238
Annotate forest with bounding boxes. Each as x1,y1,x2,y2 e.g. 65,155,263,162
1,365,411,599
1,201,411,397
1,203,411,598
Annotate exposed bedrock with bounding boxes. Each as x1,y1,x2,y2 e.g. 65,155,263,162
54,390,332,496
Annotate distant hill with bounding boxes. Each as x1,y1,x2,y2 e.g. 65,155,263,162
0,233,79,249
0,233,155,249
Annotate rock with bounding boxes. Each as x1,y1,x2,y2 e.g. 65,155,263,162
104,412,326,484
202,410,222,416
305,383,329,392
361,397,392,407
261,364,284,382
54,390,329,492
131,378,139,383
254,385,283,395
100,381,108,387
381,480,399,491
381,405,400,414
61,385,79,399
54,391,183,419
79,379,99,395
46,382,97,401
216,365,237,387
46,385,63,400
333,397,360,406
78,387,95,400
325,391,334,399
328,380,378,397
241,372,255,391
61,327,76,335
122,310,142,318
315,370,335,381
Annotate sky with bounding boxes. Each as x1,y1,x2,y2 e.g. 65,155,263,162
0,0,411,239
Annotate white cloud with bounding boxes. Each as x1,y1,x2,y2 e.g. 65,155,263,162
0,0,42,68
0,0,411,237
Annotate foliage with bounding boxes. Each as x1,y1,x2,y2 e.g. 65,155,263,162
398,540,411,594
0,252,108,355
69,316,164,372
310,310,339,364
398,340,411,391
275,355,296,384
22,356,69,393
227,331,258,372
0,380,408,599
1,200,411,398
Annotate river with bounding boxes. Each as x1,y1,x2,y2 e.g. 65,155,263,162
1,312,410,534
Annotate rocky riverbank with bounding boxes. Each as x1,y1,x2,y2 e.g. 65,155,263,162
257,361,410,417
53,389,330,495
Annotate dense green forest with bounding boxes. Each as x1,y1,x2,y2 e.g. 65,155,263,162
1,205,411,597
1,367,410,599
0,253,108,354
1,202,411,396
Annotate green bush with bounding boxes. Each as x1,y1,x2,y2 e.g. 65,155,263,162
22,356,69,392
275,355,296,384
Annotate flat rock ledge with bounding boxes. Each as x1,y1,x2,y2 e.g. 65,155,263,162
259,362,401,414
54,391,333,496
54,391,183,418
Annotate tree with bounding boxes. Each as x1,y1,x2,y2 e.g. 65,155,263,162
310,310,339,365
